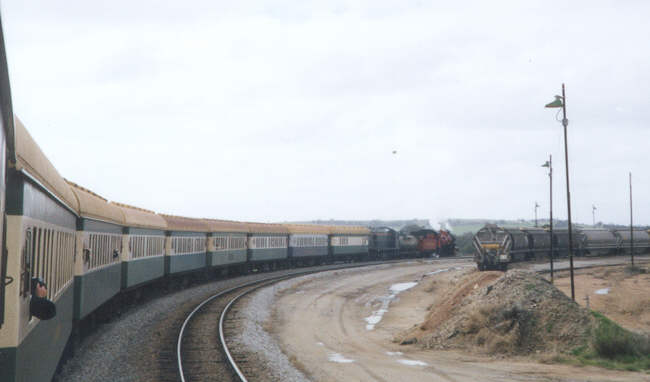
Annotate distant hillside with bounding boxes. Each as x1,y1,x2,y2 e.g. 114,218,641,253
446,218,538,235
446,218,649,236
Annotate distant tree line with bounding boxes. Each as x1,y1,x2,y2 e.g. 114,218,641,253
449,218,648,230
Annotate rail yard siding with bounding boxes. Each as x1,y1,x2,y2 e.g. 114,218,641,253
0,286,74,382
121,256,164,289
208,250,246,267
73,263,121,320
165,252,206,275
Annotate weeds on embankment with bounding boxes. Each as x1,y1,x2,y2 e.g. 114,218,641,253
565,311,650,372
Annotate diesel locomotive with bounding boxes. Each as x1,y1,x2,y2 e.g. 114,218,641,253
398,225,456,257
368,225,456,259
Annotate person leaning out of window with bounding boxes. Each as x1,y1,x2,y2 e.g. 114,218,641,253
30,278,56,320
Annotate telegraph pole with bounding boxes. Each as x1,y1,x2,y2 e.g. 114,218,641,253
592,204,596,226
630,172,634,266
545,83,575,301
542,156,554,282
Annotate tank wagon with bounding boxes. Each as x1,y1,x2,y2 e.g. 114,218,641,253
614,229,650,255
551,228,572,258
519,228,551,260
578,229,618,257
473,224,650,271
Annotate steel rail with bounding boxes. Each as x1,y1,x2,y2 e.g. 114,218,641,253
177,256,472,381
219,279,283,382
218,256,474,381
176,276,287,382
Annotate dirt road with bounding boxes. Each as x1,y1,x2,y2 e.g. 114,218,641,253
270,259,648,381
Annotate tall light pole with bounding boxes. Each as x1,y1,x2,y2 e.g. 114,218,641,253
629,172,634,266
545,83,575,301
542,156,553,282
534,202,539,227
592,204,597,226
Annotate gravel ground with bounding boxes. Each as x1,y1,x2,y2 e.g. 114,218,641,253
234,279,310,382
233,263,397,382
54,274,272,382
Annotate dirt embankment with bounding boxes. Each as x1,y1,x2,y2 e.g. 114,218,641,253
396,270,595,355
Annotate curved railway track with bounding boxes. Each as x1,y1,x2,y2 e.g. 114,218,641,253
175,275,290,382
218,282,266,382
175,257,474,382
170,263,388,382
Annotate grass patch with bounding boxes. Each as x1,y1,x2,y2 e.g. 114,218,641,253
545,321,555,333
567,312,650,372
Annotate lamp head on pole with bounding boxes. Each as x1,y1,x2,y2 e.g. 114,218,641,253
541,161,550,168
545,95,564,108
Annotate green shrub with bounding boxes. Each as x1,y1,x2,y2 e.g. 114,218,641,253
564,312,650,372
592,312,649,360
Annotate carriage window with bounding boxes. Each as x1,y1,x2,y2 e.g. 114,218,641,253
20,228,32,296
21,225,75,301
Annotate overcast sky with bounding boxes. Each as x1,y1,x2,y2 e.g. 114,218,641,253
2,1,649,227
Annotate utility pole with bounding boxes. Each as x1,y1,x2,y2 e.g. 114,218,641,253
534,202,539,227
542,156,554,282
592,204,596,226
630,172,634,266
545,83,575,301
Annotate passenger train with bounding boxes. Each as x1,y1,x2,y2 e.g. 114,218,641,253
0,16,453,382
473,224,650,271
